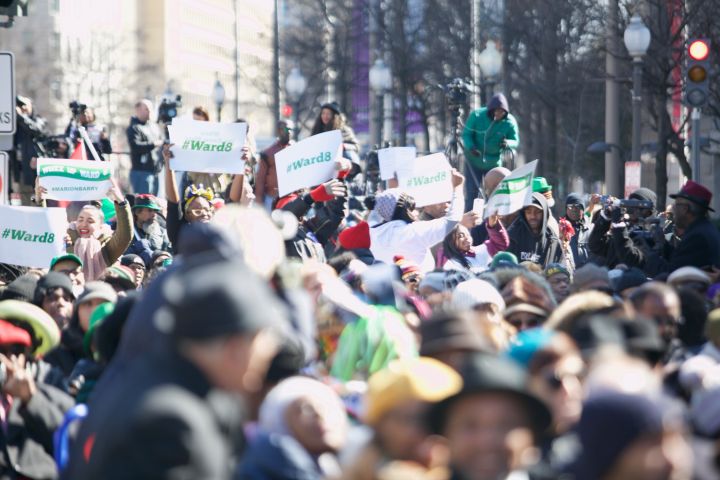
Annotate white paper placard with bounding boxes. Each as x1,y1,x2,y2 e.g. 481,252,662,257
378,146,416,180
168,120,247,174
396,152,453,208
484,160,538,218
0,205,68,268
37,158,112,201
275,130,343,197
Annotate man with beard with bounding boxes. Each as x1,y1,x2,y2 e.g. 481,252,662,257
508,193,566,269
127,194,171,264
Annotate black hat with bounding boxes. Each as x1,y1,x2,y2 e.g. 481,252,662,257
565,192,585,209
320,101,341,115
427,353,552,436
155,258,286,340
1,274,39,302
120,254,145,269
33,272,75,306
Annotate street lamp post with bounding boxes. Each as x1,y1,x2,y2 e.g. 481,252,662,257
369,59,392,146
624,15,651,166
212,73,226,122
478,40,502,104
285,67,307,141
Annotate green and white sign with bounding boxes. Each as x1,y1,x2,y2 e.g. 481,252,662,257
0,205,67,267
275,130,342,197
37,158,112,201
168,119,247,174
484,160,538,218
396,152,453,208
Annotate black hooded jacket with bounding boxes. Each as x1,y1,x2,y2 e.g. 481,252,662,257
507,193,564,268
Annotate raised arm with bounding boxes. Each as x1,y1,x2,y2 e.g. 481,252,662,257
163,144,180,204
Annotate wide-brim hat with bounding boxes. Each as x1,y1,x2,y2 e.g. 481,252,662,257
427,352,552,436
0,300,61,356
670,180,714,211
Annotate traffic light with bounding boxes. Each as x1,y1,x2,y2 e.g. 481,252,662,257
282,104,293,118
685,38,711,108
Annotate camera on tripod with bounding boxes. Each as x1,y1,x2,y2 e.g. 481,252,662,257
158,95,182,124
445,78,471,109
69,100,87,117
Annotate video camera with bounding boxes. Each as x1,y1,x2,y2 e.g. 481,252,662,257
69,100,87,117
158,95,182,124
445,78,471,109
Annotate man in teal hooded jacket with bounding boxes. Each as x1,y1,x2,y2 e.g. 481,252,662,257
462,93,519,211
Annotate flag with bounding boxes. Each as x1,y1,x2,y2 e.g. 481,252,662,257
70,140,87,160
484,160,538,218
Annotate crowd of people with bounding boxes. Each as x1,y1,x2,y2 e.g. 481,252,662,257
1,92,720,480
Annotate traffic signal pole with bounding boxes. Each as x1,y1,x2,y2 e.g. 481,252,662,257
692,108,701,181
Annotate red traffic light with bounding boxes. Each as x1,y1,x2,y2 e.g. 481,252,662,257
282,104,293,118
689,40,709,61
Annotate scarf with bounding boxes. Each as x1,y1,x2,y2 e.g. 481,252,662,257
74,233,107,281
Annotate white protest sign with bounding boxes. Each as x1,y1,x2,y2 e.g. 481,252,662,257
484,160,538,218
0,52,15,135
397,152,453,208
37,158,112,201
378,146,416,180
0,206,67,268
275,130,342,197
168,119,247,174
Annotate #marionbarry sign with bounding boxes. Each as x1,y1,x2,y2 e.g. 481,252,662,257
37,158,113,201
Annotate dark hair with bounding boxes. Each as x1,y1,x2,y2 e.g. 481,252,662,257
192,106,210,121
442,225,472,270
328,251,357,275
629,282,677,310
677,287,708,347
391,192,416,224
310,108,344,135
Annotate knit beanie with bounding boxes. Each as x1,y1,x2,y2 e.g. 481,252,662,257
338,221,371,250
629,187,657,207
565,192,585,209
393,256,421,282
375,189,402,222
451,279,506,312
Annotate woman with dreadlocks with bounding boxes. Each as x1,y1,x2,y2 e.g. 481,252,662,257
369,170,465,273
440,213,509,274
163,144,216,248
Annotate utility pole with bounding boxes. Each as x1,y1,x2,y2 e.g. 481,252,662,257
604,0,622,196
471,0,481,110
691,109,701,181
369,0,380,147
272,0,280,127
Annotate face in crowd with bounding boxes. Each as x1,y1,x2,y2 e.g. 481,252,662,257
185,196,214,223
452,225,473,254
547,272,570,303
42,288,74,327
320,107,335,127
134,207,157,228
52,260,85,294
565,203,583,223
76,207,103,239
523,205,543,234
423,201,450,220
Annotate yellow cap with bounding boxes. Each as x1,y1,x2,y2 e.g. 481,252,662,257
365,357,462,426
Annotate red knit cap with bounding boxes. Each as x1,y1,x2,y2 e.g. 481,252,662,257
338,221,371,250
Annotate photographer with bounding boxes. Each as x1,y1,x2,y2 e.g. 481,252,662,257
127,100,163,195
13,96,47,205
65,102,112,160
588,188,666,275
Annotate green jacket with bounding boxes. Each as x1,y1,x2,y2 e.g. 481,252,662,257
462,107,519,171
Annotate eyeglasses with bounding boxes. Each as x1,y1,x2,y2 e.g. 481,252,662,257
128,263,145,271
187,207,214,217
58,267,83,277
567,204,583,210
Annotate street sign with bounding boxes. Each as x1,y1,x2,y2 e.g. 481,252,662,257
0,52,15,135
0,151,8,205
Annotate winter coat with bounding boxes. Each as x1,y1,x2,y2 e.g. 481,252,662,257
126,116,161,172
462,93,520,171
567,216,593,268
507,193,565,268
370,191,464,273
67,201,133,268
237,433,326,480
0,382,74,480
44,324,84,380
668,216,720,271
66,347,244,480
255,139,289,201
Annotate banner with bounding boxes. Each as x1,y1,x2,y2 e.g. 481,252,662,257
275,130,343,197
0,205,67,268
396,152,453,208
378,146,416,180
168,120,247,174
484,160,538,218
37,158,112,201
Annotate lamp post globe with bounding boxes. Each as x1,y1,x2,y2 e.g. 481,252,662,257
624,15,651,59
478,40,502,78
212,74,226,122
369,59,391,93
285,67,307,102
